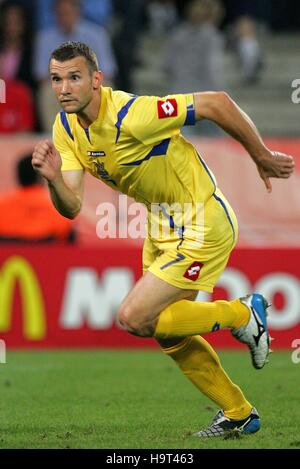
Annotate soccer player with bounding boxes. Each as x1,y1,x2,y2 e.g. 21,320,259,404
32,41,294,437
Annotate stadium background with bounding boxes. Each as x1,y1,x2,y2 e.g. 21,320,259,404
0,0,299,450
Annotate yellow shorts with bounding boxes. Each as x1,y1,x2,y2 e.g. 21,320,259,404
142,190,238,293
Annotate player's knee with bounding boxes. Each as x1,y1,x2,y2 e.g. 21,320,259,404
117,305,155,337
117,304,134,330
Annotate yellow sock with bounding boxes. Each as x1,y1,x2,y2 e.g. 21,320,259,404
160,335,252,420
154,299,250,339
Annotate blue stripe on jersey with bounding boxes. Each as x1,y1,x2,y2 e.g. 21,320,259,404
84,127,91,143
212,193,235,238
197,152,216,191
159,203,175,229
60,111,74,141
160,252,186,270
159,204,185,247
184,104,196,126
197,152,235,238
115,97,137,143
122,138,170,167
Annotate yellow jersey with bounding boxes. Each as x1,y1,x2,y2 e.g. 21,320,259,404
53,86,238,291
53,86,218,205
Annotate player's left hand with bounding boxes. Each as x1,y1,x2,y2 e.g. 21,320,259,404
256,150,295,193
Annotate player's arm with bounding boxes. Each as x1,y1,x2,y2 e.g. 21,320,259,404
32,140,84,219
193,91,295,192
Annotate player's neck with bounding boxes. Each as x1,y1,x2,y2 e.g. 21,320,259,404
77,92,101,128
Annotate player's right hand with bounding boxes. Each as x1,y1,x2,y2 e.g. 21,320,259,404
32,140,62,183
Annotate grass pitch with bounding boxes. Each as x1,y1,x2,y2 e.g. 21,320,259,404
0,349,299,449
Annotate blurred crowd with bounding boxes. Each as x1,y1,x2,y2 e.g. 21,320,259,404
0,153,75,243
0,0,299,243
0,0,299,135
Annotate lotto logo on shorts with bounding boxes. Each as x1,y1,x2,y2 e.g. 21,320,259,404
157,99,178,118
183,262,203,281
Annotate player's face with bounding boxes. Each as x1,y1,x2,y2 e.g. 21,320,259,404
50,57,102,114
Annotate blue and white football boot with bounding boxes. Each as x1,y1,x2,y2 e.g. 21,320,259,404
231,293,272,369
194,408,261,438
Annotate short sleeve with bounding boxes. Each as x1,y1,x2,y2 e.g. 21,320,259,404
53,113,83,171
123,93,196,146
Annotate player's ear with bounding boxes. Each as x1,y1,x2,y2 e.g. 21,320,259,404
92,70,103,90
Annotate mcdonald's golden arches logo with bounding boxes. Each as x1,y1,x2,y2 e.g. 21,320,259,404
0,256,46,340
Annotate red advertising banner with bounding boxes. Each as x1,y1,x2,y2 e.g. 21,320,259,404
0,246,299,349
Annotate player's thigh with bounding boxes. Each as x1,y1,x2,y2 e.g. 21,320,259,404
118,270,195,327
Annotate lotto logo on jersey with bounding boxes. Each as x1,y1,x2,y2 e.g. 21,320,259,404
157,99,178,118
183,262,203,281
